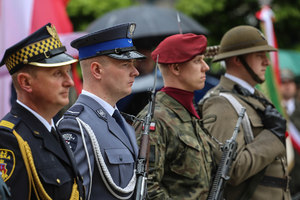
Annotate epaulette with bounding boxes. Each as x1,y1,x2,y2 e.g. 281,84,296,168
64,104,84,117
0,114,21,132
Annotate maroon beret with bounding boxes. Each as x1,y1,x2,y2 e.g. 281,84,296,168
151,33,207,64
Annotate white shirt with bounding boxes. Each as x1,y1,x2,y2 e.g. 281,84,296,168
16,100,54,132
225,73,255,94
284,98,296,116
81,90,117,116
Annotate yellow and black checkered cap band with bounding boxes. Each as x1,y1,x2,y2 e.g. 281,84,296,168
5,36,63,73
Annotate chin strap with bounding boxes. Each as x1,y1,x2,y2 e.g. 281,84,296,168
238,56,264,84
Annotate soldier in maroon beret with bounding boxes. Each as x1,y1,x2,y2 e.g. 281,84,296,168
133,33,215,199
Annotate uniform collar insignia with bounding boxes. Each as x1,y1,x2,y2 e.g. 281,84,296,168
96,109,107,121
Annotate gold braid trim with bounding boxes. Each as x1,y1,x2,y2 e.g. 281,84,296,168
70,180,80,200
12,130,33,200
12,130,50,200
12,130,80,200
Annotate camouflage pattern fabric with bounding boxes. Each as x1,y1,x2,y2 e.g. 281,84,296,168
133,91,214,200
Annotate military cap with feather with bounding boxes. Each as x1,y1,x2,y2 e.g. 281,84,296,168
0,23,77,75
71,23,146,61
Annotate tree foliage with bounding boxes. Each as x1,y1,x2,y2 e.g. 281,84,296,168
176,0,300,50
67,0,134,31
67,0,300,50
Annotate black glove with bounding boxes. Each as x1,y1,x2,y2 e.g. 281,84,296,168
261,105,286,145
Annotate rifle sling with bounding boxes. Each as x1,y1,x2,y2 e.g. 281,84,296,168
218,92,266,199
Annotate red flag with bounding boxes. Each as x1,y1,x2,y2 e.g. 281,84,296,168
0,0,82,119
30,0,73,33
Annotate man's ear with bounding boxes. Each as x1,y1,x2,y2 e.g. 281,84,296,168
234,56,244,67
90,61,102,80
168,64,180,76
17,73,33,92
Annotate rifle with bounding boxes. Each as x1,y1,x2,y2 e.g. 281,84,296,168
135,55,159,200
207,107,246,200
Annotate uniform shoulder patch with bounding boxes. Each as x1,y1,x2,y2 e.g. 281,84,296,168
62,133,78,152
0,149,15,182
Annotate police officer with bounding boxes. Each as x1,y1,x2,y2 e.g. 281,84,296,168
0,23,84,199
199,25,291,199
57,23,145,199
133,33,214,199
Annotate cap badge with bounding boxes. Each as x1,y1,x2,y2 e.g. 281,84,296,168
47,25,60,42
128,24,136,37
257,30,266,41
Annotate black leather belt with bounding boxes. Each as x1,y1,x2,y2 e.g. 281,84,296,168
259,176,289,191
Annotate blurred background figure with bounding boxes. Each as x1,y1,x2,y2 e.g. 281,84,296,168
279,69,300,198
280,69,300,126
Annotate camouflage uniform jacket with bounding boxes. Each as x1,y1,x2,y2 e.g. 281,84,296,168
199,76,291,200
133,91,214,200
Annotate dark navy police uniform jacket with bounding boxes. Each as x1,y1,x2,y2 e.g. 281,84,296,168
0,103,83,200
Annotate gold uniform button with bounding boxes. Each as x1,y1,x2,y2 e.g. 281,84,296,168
56,179,61,184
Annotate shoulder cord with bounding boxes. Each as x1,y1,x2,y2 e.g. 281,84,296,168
12,130,51,200
12,130,79,200
75,117,136,200
219,93,254,144
76,117,93,200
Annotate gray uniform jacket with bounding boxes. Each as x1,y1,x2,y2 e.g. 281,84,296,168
57,94,139,199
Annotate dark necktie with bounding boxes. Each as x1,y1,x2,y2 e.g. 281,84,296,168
51,127,60,142
112,110,130,139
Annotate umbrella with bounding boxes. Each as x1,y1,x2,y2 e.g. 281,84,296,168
86,5,210,116
86,5,208,48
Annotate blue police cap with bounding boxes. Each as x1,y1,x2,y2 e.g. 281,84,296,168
71,23,146,60
0,23,77,75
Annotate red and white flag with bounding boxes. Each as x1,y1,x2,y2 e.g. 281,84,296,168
0,0,82,118
257,5,300,165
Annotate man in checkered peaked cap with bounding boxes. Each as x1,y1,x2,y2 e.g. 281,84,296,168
57,23,145,199
0,23,85,199
0,23,77,74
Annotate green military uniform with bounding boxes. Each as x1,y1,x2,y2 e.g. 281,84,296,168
134,91,214,200
200,76,291,199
